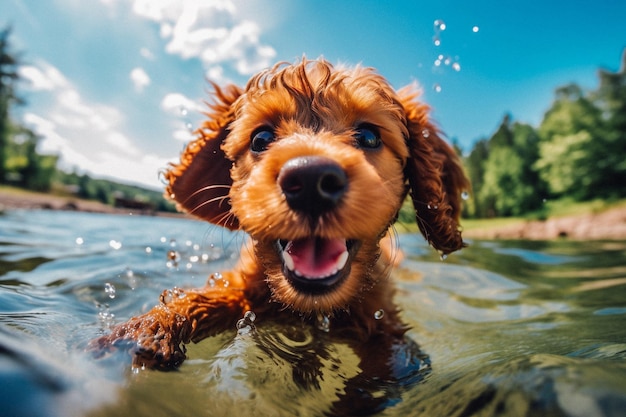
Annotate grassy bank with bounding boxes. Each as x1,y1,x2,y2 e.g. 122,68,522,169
461,198,626,233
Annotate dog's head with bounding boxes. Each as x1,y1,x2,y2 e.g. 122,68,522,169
164,58,469,314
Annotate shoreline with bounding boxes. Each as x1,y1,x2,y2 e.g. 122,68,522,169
2,187,626,240
0,187,185,218
461,205,626,240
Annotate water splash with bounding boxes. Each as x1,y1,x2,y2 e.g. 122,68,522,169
97,303,115,330
124,267,137,290
104,282,116,299
109,240,122,250
433,19,446,47
160,287,186,305
166,250,181,268
236,310,257,335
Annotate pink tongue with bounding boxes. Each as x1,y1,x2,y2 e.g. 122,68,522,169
285,237,347,279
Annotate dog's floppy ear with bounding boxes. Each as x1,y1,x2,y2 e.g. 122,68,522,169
163,83,242,230
399,88,470,255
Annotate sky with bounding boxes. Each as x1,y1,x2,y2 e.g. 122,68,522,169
2,0,625,190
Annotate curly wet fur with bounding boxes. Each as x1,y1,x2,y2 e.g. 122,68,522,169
94,58,469,372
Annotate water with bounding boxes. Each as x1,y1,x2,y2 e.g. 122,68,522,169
1,209,625,417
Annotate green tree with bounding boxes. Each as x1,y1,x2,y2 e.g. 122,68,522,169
0,26,22,183
536,84,606,200
473,116,545,217
592,50,626,197
464,138,489,217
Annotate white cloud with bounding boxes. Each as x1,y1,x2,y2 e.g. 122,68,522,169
160,92,203,115
18,62,70,91
19,61,165,189
130,67,151,92
172,127,195,143
130,0,276,75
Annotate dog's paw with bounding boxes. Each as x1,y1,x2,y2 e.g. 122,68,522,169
88,309,189,370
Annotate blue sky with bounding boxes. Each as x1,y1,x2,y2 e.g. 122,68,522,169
2,0,625,189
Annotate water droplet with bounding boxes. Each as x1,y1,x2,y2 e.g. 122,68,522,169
244,311,256,322
75,237,84,245
236,310,257,335
434,58,442,67
160,236,167,243
104,282,116,299
97,302,115,329
145,246,152,254
169,238,177,248
433,35,441,47
125,268,137,290
316,312,330,333
422,129,430,138
109,240,122,250
179,106,188,116
374,309,385,320
434,19,446,31
160,289,173,305
472,26,480,33
440,253,448,261
452,62,461,72
433,84,442,93
461,191,470,200
167,250,180,262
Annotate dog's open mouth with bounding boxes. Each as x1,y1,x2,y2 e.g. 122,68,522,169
277,238,359,293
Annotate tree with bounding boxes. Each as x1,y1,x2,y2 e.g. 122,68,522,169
471,116,545,217
536,82,611,200
0,26,22,183
592,49,626,198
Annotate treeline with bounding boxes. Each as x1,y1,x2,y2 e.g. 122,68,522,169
0,27,175,213
463,50,626,218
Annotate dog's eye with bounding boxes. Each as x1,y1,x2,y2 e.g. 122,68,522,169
354,125,382,149
250,128,276,153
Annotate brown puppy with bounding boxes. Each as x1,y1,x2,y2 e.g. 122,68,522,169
93,59,468,406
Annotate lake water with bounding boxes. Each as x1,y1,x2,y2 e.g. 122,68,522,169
1,209,625,417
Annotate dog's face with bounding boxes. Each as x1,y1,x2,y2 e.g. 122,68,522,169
164,59,468,315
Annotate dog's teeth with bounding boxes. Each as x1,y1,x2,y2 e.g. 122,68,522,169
282,251,295,271
336,251,349,270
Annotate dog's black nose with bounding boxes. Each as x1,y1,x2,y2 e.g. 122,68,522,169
278,156,348,216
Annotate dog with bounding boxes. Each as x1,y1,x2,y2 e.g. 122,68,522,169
92,58,468,413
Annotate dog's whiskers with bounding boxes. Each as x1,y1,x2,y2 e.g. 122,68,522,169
189,194,231,215
181,184,231,207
